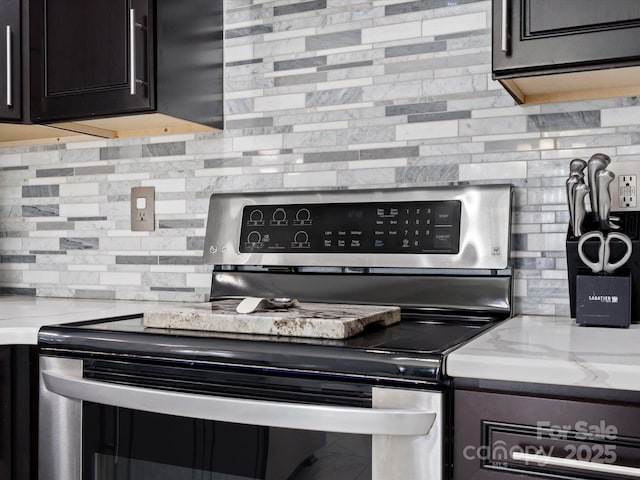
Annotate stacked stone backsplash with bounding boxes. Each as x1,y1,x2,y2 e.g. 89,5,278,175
2,0,640,315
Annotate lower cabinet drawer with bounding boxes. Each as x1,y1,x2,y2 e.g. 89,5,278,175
454,389,640,479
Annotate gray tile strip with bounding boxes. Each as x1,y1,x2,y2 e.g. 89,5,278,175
100,146,143,161
275,0,326,16
36,168,74,178
75,165,116,176
226,25,273,39
527,111,601,132
74,289,116,300
275,72,328,87
275,56,327,71
22,185,59,198
150,287,196,292
303,150,359,163
37,222,75,230
67,217,108,222
225,117,274,130
142,142,186,157
0,287,36,296
22,205,60,217
306,88,362,107
159,256,202,265
159,220,205,229
318,60,374,72
306,31,361,51
361,146,420,160
1,255,36,263
226,59,263,67
386,101,447,116
385,41,446,58
116,256,159,265
408,110,471,123
60,238,99,250
0,166,28,171
385,0,481,16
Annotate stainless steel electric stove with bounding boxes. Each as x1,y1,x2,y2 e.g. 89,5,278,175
38,184,513,480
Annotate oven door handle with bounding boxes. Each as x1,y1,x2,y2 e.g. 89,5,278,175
42,370,436,436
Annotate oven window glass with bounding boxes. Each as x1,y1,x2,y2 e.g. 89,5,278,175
84,403,372,480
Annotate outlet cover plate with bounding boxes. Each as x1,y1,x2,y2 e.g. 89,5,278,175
131,186,155,231
607,161,640,212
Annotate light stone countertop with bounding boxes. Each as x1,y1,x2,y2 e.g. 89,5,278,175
0,295,185,345
4,295,640,393
445,315,640,392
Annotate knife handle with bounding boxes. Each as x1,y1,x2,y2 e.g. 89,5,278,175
573,183,589,237
569,158,587,176
566,176,579,231
597,169,616,230
586,154,611,222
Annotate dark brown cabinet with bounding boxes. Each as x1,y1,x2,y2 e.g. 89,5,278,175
454,388,640,479
29,0,153,123
0,0,223,144
0,346,38,480
0,0,23,121
493,0,640,103
30,0,223,131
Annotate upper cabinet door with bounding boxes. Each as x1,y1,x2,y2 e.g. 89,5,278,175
494,0,640,76
0,0,22,121
29,0,154,123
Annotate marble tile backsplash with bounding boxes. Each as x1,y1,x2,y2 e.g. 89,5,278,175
1,0,640,316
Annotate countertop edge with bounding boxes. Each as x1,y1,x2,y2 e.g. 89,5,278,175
445,315,640,392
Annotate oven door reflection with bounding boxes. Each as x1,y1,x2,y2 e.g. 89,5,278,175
85,403,372,480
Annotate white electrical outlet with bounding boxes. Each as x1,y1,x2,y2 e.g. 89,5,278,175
606,161,640,212
619,174,637,209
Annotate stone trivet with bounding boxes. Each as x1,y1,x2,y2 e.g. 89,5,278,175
143,299,400,339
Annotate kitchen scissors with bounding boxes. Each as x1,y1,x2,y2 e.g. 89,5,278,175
577,231,632,274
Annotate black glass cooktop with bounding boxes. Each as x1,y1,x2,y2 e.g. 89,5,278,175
38,313,499,386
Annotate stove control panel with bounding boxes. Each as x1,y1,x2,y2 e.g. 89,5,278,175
239,201,461,254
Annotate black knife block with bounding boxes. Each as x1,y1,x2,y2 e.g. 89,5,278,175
566,211,639,321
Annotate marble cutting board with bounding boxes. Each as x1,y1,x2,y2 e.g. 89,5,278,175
142,299,400,339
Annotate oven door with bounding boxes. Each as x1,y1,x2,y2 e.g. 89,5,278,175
39,356,443,480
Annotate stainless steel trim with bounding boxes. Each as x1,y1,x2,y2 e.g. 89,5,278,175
501,0,509,52
212,271,512,314
512,451,640,477
373,388,443,480
6,25,11,106
42,370,436,436
39,357,82,480
129,8,136,95
203,185,512,270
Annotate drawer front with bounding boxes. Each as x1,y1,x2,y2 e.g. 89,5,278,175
454,389,640,479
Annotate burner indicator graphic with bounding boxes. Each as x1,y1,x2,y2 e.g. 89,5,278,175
247,209,264,226
245,231,264,249
270,208,288,226
294,208,312,225
292,231,310,248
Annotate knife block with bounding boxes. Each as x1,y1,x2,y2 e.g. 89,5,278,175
566,211,639,321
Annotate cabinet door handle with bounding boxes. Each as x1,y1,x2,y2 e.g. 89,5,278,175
6,25,11,107
501,0,509,52
512,451,640,477
129,8,136,95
